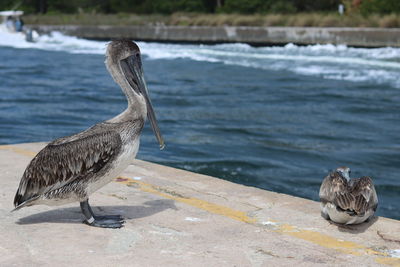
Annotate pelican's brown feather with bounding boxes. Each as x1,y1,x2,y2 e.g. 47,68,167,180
13,130,122,208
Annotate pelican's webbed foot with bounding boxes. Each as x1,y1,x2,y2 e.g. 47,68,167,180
94,215,124,221
84,218,124,228
80,199,125,229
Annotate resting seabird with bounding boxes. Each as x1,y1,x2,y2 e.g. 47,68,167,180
319,166,378,225
13,40,164,228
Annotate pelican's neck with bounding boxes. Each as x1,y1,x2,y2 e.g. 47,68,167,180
107,107,144,123
106,60,146,122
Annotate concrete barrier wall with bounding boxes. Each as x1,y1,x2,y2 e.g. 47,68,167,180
1,142,400,266
30,25,400,47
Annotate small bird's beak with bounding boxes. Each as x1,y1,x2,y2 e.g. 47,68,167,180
120,55,165,150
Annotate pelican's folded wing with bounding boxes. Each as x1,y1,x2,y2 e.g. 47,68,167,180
13,131,122,208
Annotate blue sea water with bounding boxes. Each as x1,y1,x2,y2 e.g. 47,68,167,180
0,32,399,219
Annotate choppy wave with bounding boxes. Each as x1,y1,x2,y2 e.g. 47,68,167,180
1,30,400,88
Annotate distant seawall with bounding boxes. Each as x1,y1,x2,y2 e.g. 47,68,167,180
30,25,400,47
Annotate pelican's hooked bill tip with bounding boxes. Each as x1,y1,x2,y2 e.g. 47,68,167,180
159,143,165,150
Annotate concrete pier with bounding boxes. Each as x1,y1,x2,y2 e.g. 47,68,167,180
0,142,399,266
30,25,400,47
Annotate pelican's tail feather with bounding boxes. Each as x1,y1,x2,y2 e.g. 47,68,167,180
12,195,40,212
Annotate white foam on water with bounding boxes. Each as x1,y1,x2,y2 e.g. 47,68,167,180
0,29,107,53
1,30,400,88
138,41,400,88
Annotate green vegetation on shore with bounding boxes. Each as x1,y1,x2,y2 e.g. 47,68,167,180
2,0,400,16
24,12,400,28
2,0,400,28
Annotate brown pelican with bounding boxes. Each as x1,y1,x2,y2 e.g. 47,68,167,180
319,166,378,225
13,40,164,228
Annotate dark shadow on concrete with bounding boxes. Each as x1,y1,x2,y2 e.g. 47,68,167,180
16,199,177,225
333,216,379,234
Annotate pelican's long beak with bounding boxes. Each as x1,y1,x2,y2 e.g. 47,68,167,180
120,55,165,150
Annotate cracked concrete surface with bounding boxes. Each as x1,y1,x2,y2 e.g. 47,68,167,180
0,143,399,266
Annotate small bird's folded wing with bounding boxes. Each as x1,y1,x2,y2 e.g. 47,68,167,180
319,172,348,204
350,176,378,214
14,131,122,208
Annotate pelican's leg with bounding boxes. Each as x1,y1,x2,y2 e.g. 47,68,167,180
80,199,124,228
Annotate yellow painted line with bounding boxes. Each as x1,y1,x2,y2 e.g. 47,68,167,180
275,224,365,256
376,257,400,267
115,177,398,266
0,145,37,157
115,176,256,224
275,224,398,266
2,144,399,266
